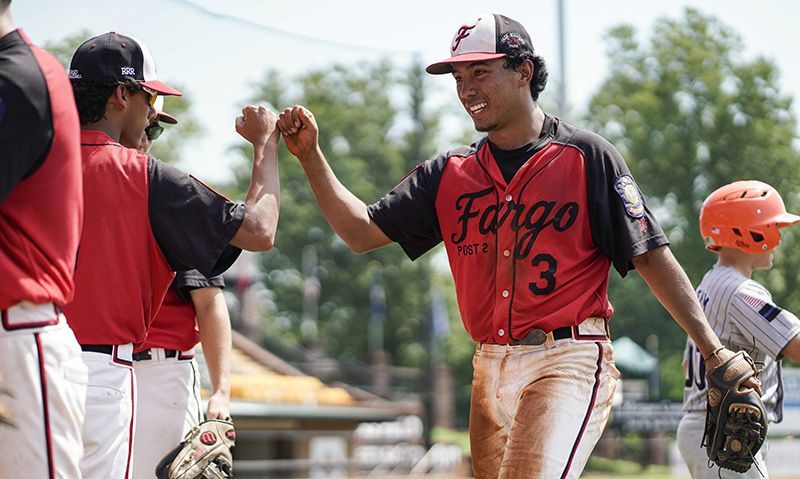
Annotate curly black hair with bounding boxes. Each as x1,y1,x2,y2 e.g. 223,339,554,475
70,79,142,124
504,51,548,101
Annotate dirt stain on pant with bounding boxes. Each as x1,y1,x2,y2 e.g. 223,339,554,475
469,341,619,479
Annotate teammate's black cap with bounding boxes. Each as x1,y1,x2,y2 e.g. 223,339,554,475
68,32,182,96
426,13,533,75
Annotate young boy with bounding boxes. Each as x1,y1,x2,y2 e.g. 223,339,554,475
678,180,800,478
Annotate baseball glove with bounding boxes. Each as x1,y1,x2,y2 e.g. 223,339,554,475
703,351,767,473
156,419,236,479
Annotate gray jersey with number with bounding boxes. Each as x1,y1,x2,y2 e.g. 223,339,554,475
682,263,800,422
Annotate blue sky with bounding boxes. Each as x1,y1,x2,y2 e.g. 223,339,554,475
13,0,800,184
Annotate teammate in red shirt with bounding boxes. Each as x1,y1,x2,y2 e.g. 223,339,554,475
277,13,756,478
130,100,233,479
65,32,280,478
0,1,88,477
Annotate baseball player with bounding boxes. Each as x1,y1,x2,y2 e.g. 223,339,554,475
65,32,280,478
677,180,800,478
0,1,88,477
131,100,233,479
135,95,176,152
277,13,757,478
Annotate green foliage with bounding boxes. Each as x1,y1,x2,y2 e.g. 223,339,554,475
229,60,457,373
586,455,643,474
42,30,90,68
431,426,470,453
585,8,800,399
149,90,203,165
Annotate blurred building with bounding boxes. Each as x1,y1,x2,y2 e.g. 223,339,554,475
195,330,469,478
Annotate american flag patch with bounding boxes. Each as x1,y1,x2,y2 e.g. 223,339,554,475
741,294,782,322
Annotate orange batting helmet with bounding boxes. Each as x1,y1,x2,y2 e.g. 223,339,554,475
700,180,800,253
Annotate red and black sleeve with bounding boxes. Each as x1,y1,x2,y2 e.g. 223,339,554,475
575,128,669,276
367,150,454,261
147,157,245,277
0,30,53,202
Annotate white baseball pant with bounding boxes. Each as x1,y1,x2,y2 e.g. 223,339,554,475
470,321,619,478
132,349,201,479
80,343,136,479
0,302,87,479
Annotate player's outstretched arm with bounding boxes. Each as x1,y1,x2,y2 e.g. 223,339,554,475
781,334,800,361
231,105,281,251
633,245,760,392
191,286,232,420
277,105,392,253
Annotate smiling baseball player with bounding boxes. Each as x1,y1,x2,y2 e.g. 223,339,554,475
277,13,759,478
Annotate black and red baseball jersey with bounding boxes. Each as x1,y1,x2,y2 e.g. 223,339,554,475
368,116,668,343
63,130,243,346
137,270,224,352
0,29,83,309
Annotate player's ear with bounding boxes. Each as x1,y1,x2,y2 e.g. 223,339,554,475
516,58,534,86
109,84,129,111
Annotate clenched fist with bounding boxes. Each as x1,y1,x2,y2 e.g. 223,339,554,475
277,105,320,161
235,105,278,146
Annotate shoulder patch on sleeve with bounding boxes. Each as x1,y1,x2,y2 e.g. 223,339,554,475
614,174,645,219
740,293,783,322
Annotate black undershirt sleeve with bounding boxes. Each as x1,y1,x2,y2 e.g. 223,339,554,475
581,131,669,276
148,157,245,277
367,152,451,261
0,32,53,202
174,269,225,301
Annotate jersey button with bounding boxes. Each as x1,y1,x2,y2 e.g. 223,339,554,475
503,249,511,258
498,329,505,337
505,194,513,202
502,290,509,298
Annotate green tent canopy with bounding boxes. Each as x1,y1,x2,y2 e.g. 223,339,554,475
612,336,658,376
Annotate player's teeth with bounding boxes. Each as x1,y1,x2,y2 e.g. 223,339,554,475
470,102,487,113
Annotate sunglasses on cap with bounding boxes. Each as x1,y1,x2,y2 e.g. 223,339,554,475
126,84,158,106
144,123,164,141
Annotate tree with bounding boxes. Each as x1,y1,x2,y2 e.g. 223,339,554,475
43,30,91,68
149,94,202,165
584,8,800,399
230,60,448,373
43,31,201,165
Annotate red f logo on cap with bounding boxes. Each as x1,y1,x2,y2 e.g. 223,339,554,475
452,24,477,52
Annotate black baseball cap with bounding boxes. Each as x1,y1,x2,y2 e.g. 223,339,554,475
68,32,182,96
426,13,534,75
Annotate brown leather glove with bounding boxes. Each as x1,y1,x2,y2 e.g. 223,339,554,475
703,351,767,473
156,419,236,479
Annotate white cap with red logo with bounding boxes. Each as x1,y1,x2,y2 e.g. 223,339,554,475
153,96,177,125
426,13,534,75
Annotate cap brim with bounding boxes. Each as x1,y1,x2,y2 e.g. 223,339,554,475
775,212,800,227
157,111,178,124
425,52,507,75
140,80,182,96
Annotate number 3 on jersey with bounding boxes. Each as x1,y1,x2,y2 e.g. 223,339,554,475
684,343,706,390
529,253,557,295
